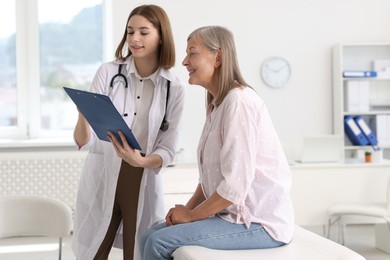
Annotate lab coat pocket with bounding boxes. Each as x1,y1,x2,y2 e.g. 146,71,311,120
77,153,106,247
79,153,105,203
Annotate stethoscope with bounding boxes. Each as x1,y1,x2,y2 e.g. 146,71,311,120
108,64,170,132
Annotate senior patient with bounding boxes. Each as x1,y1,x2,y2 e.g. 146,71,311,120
140,25,294,260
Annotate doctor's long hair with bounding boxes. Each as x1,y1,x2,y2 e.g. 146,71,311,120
115,4,175,68
187,26,250,107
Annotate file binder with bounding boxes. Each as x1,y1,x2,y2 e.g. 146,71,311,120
343,70,377,78
344,81,370,112
354,116,380,150
344,115,369,146
372,115,390,147
63,86,142,151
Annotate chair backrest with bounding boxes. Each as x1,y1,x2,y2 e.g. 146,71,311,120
0,195,73,238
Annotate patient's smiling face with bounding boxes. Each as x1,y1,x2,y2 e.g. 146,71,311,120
182,37,220,95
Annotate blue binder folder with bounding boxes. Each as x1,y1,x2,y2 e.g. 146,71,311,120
344,115,369,146
63,87,142,151
354,116,379,149
343,70,377,78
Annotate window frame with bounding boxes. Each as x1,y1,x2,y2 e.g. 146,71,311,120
0,0,111,147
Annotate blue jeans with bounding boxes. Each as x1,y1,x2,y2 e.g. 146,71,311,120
140,217,285,260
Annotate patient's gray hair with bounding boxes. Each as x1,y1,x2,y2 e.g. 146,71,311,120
187,26,249,106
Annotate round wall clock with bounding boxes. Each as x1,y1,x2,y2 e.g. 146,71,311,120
261,56,291,88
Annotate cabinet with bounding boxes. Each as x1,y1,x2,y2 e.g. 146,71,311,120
333,43,390,162
162,162,390,226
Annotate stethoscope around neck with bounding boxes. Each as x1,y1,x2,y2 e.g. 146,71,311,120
108,64,170,132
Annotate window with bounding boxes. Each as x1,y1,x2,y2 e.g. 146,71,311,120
0,0,104,140
0,2,17,129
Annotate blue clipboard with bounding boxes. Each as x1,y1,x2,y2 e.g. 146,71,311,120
64,86,142,151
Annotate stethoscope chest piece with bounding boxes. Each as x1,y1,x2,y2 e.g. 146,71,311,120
160,120,169,132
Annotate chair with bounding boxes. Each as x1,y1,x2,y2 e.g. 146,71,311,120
0,195,73,260
327,177,390,245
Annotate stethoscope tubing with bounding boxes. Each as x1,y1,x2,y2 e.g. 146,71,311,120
108,63,170,131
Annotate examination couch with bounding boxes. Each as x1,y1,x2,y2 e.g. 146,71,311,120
172,225,365,260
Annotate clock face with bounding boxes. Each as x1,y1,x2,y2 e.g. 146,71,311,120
261,56,291,88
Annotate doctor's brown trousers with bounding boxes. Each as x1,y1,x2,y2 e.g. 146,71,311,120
94,160,143,260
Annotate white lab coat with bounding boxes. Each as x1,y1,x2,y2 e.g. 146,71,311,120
71,56,186,260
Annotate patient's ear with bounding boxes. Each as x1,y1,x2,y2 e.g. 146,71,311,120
214,49,222,68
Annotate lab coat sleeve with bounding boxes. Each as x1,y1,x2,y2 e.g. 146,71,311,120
152,80,186,167
90,63,111,94
76,130,96,151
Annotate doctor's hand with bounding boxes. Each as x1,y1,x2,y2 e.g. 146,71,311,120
165,204,194,226
107,130,144,168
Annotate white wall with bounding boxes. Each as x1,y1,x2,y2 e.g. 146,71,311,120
109,0,390,162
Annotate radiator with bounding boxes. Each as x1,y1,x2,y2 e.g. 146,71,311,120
0,151,87,211
0,150,197,212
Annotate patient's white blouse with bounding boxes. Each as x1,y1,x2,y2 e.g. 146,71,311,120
197,87,294,243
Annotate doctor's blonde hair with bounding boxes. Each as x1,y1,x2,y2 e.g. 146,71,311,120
115,5,175,68
187,26,249,107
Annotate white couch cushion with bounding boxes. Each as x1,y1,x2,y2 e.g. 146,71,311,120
172,225,365,260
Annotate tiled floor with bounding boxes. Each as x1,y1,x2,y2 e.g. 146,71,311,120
0,224,389,260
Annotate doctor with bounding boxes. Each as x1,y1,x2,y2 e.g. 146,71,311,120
71,5,185,260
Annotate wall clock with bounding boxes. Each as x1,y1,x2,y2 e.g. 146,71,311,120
261,56,291,88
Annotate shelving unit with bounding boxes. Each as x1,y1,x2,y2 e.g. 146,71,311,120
333,43,390,162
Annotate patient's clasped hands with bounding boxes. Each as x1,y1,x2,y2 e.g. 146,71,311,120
165,204,194,226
